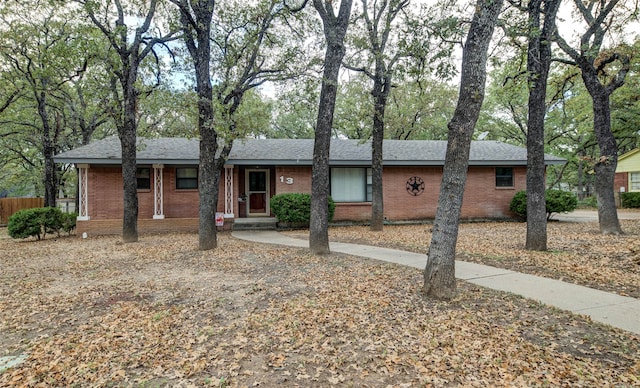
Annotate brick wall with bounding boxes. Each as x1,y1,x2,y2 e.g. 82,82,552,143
275,166,312,194
274,165,524,221
87,166,228,220
614,172,628,193
460,166,525,219
163,167,200,218
329,166,524,222
83,164,525,234
75,218,232,236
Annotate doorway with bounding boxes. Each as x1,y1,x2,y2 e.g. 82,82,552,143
246,169,269,216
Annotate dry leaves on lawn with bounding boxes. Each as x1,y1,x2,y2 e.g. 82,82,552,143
0,230,639,386
293,220,640,298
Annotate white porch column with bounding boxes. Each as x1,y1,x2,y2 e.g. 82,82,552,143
224,165,234,217
77,164,90,221
153,164,165,219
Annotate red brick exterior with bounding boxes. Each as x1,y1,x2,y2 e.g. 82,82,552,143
80,164,525,235
274,165,525,221
614,172,628,193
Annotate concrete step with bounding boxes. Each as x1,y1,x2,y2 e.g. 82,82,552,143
232,217,278,231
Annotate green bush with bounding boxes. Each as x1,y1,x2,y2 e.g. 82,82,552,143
61,212,78,234
508,191,527,218
8,208,43,239
7,207,76,240
42,207,63,235
578,196,598,209
621,192,640,208
270,193,335,224
509,190,578,220
546,189,578,217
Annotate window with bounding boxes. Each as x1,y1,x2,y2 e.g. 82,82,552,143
631,172,640,191
136,168,150,190
331,168,372,202
176,167,198,189
495,167,514,188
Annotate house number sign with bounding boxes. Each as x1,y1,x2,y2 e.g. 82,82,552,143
279,176,294,185
406,176,425,196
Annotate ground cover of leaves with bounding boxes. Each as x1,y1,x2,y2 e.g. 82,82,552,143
285,219,640,299
1,227,639,387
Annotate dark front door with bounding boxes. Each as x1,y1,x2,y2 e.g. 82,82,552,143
246,169,269,216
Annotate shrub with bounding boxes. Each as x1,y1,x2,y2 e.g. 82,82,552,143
41,207,63,236
270,193,335,224
8,208,43,240
61,212,78,235
621,192,640,208
509,189,578,220
545,189,578,218
508,191,527,218
7,207,76,240
578,196,598,209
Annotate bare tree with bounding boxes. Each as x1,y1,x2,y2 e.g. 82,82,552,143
310,0,354,254
343,0,408,231
0,7,87,207
171,0,218,250
553,0,635,235
343,0,458,231
173,0,309,250
423,0,504,300
525,0,561,250
80,0,178,242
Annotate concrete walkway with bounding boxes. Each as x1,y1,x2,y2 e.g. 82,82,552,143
232,230,640,336
553,209,640,222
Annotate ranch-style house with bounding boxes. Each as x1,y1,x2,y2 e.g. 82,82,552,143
54,137,566,235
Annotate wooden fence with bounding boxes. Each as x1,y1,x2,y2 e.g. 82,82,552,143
0,198,44,226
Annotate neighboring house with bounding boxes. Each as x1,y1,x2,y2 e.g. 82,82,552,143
614,148,640,195
54,137,565,235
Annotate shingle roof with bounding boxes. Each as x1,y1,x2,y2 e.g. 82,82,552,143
54,136,566,166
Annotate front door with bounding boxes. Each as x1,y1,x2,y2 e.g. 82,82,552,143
246,169,269,216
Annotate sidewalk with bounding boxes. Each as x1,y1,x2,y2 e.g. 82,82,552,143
553,209,640,222
232,230,640,335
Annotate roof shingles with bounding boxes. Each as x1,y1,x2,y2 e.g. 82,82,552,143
54,137,566,166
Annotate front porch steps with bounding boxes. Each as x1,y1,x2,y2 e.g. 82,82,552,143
232,217,278,231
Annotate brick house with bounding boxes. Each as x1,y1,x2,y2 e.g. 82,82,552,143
614,148,640,195
54,137,565,235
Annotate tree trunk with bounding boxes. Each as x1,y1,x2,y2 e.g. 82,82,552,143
577,140,585,200
120,63,139,243
579,67,622,234
370,77,389,231
120,111,138,243
37,92,57,208
590,89,622,234
84,0,169,243
309,77,335,254
184,0,218,251
525,0,560,251
199,131,218,250
552,0,628,235
310,0,354,255
423,0,503,300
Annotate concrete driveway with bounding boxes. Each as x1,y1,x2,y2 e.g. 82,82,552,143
553,209,640,222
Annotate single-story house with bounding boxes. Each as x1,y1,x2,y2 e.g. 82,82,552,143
614,148,640,194
54,137,565,235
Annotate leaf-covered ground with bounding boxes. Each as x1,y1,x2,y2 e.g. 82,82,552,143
1,226,639,386
284,219,640,299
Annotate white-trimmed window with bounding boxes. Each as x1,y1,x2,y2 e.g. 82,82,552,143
176,167,198,189
631,172,640,191
495,167,514,188
331,167,372,202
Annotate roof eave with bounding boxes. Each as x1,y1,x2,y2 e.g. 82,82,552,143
53,158,201,165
